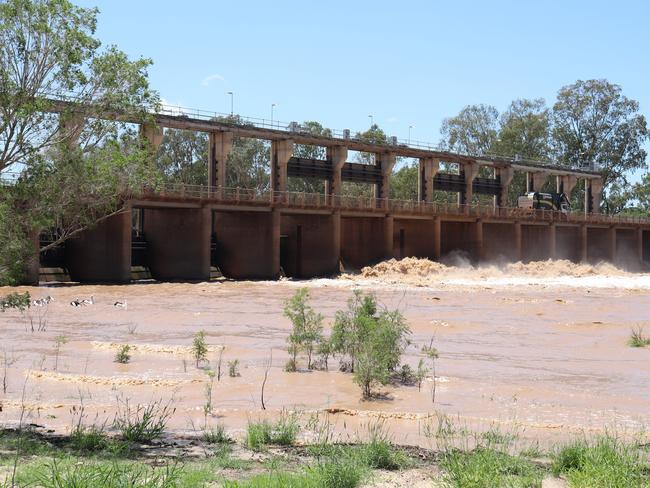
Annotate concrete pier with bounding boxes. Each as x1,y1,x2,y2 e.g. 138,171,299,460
143,207,211,281
66,211,132,283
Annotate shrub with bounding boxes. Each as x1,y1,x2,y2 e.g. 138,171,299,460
331,291,411,398
628,326,650,347
114,345,131,364
202,424,231,444
397,364,416,385
0,292,30,312
193,331,208,367
113,398,175,443
69,424,108,452
228,359,240,377
246,413,299,450
283,288,323,370
284,358,297,372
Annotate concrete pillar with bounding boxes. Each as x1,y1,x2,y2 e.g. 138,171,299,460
475,219,484,262
580,225,588,262
526,171,548,192
418,157,440,203
459,162,479,209
139,123,164,153
143,207,210,281
67,209,132,283
433,217,441,260
59,112,85,149
271,139,294,202
208,131,234,194
384,215,394,259
549,223,557,259
609,227,616,262
271,209,282,277
556,175,578,196
591,179,603,214
497,166,514,209
332,210,342,270
375,152,397,208
326,146,347,205
514,222,522,261
637,228,644,264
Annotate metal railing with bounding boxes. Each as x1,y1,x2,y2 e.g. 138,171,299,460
140,183,650,226
38,92,598,174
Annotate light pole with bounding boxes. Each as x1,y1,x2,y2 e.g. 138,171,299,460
271,103,276,127
368,114,373,127
408,125,414,145
227,91,234,115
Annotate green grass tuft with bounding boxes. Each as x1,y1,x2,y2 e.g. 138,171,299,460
628,326,650,347
441,447,544,488
202,424,231,444
112,398,175,443
245,413,299,450
552,436,650,488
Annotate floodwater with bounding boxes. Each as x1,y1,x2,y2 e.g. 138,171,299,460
1,258,650,448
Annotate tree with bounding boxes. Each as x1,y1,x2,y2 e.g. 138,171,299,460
552,79,648,212
632,173,650,213
492,98,552,206
390,162,418,201
0,0,160,284
288,121,330,194
193,330,208,368
440,104,499,156
330,290,377,373
331,291,410,395
157,129,207,185
0,0,158,173
331,291,410,399
494,98,551,161
283,288,323,371
341,124,389,198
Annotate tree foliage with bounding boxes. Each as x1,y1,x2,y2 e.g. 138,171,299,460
440,104,499,155
283,288,323,371
552,79,648,211
156,129,207,185
331,291,410,398
0,0,160,284
493,98,551,160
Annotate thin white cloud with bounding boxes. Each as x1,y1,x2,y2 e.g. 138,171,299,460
201,73,225,86
387,116,399,123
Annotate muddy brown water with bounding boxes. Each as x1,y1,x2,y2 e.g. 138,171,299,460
1,264,650,449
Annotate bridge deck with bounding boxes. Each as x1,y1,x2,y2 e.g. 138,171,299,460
137,184,650,229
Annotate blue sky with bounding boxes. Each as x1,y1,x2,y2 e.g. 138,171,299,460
78,0,649,152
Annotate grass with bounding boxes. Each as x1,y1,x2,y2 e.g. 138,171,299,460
440,447,544,488
112,398,175,443
223,459,364,488
245,413,300,450
202,424,231,444
360,422,411,470
552,435,650,487
4,422,650,488
628,326,650,347
18,459,182,488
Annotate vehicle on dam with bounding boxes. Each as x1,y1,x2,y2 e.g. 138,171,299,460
518,192,571,214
